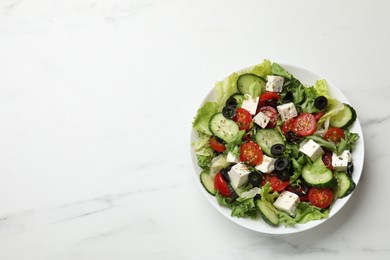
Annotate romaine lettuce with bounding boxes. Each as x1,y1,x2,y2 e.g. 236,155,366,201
192,101,218,135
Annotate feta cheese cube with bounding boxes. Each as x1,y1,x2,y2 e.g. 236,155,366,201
266,75,284,92
228,163,251,189
253,112,270,128
332,150,352,171
241,97,259,115
277,102,298,122
255,155,277,173
299,139,324,161
273,190,300,216
227,152,240,163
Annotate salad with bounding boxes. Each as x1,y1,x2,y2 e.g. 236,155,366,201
192,60,360,227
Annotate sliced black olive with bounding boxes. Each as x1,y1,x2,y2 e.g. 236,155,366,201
314,96,328,110
226,97,237,108
282,91,294,103
285,131,301,143
275,157,289,172
347,162,354,176
271,144,286,156
276,170,290,181
222,105,236,119
220,165,233,181
248,171,263,187
254,194,262,201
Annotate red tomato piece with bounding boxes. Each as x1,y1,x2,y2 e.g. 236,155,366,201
209,136,226,153
308,188,334,209
312,112,325,121
257,106,278,128
324,127,345,143
294,113,316,136
240,141,263,165
258,92,281,108
281,117,297,135
233,108,252,131
322,149,333,170
214,172,231,197
262,174,289,192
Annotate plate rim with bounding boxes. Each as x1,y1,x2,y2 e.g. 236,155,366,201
190,62,365,234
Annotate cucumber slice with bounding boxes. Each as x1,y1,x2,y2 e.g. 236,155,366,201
209,113,239,143
237,74,266,96
200,171,216,196
335,172,356,198
255,129,285,156
256,200,279,226
302,162,336,188
330,104,357,129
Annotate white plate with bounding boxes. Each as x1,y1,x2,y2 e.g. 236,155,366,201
190,63,364,234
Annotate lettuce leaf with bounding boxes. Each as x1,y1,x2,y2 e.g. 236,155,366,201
271,63,292,79
314,79,330,98
336,131,360,154
278,202,329,225
192,132,216,171
192,102,218,135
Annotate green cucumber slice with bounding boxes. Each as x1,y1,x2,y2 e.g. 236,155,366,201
255,129,285,156
256,200,279,226
335,172,356,198
330,103,357,129
237,74,266,96
200,171,216,196
209,113,239,143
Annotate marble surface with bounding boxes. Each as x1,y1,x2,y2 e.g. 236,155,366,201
0,0,389,259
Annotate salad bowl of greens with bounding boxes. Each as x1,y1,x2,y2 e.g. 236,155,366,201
190,60,364,234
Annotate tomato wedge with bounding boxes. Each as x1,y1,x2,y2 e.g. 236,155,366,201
262,174,289,192
240,141,263,165
233,108,252,131
209,136,226,153
294,113,316,136
214,172,231,197
322,149,333,170
258,92,281,108
308,188,334,208
324,127,345,143
281,117,297,135
257,106,278,128
312,112,325,121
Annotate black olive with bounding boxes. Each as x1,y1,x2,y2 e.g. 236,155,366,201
254,194,262,201
275,157,289,172
282,91,294,103
220,165,233,181
314,96,328,110
248,171,263,187
226,97,237,108
222,105,236,119
271,144,286,156
276,170,290,181
347,162,354,176
264,99,278,108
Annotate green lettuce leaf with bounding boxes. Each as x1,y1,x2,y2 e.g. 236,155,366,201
278,202,329,225
215,73,239,109
336,131,360,154
192,132,216,171
225,130,246,156
314,79,330,98
192,102,218,135
271,63,292,79
250,59,272,78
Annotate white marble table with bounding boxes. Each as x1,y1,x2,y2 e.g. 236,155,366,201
0,0,389,259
